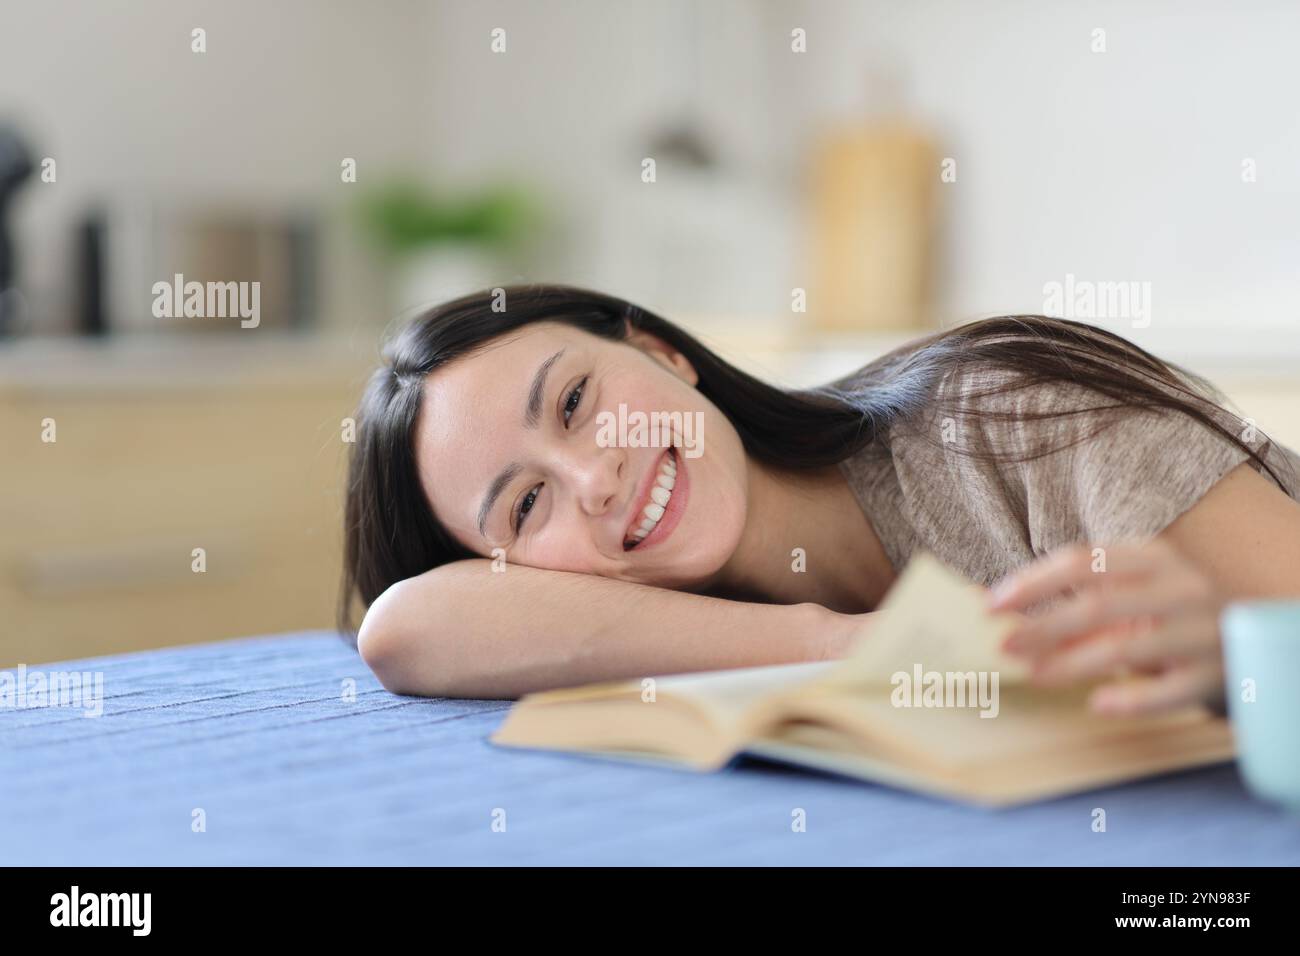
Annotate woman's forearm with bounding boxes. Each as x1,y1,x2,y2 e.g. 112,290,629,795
357,559,862,699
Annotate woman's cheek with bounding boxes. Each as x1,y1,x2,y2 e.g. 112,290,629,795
534,531,597,576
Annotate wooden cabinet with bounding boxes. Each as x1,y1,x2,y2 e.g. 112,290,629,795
0,336,372,666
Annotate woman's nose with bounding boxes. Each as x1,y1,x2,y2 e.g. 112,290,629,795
569,445,625,516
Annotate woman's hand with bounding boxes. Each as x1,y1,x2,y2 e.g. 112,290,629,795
986,539,1228,716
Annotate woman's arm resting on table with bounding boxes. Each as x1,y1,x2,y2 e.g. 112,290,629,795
991,462,1300,714
357,559,866,699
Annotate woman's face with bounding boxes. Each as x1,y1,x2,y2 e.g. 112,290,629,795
413,321,750,589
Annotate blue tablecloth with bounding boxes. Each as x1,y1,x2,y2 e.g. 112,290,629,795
2,631,1297,865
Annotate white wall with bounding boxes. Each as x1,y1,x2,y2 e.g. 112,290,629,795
414,0,795,319
416,0,1300,352
3,0,1298,355
0,0,429,334
769,0,1300,342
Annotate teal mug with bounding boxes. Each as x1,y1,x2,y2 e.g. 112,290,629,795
1222,600,1300,812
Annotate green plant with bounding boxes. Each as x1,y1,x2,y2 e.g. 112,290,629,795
358,178,541,256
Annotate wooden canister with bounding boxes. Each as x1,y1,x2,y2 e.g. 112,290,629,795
806,123,939,331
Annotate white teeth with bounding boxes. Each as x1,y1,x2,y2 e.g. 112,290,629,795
628,452,680,546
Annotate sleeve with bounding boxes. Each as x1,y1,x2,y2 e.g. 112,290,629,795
1056,394,1256,546
953,368,1274,550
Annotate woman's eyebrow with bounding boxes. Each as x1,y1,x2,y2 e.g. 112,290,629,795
524,348,565,428
478,462,522,538
476,348,566,537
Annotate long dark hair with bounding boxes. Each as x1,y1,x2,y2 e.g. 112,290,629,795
338,282,1289,638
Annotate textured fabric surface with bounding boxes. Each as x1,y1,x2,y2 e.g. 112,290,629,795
2,631,1297,866
839,363,1300,588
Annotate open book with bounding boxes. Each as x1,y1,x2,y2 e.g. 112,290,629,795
490,553,1235,807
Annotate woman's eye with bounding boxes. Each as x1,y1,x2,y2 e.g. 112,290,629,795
563,377,587,426
515,484,541,532
514,377,585,533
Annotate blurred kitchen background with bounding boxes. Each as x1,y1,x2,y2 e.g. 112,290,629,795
2,0,1298,665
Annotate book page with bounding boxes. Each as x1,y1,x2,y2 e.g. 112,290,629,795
815,551,1031,688
651,660,835,714
769,682,1211,771
490,660,838,769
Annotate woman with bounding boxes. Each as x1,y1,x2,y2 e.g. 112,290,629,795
341,284,1300,715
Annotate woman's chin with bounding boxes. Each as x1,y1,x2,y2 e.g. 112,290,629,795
631,544,738,591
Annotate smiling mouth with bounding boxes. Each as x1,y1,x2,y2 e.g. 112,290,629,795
623,448,678,551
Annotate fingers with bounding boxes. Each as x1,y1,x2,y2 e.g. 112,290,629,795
986,540,1228,717
1003,572,1209,657
1029,615,1220,686
988,541,1173,613
1087,660,1224,716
